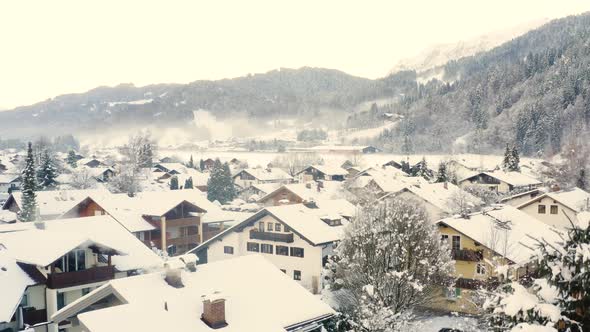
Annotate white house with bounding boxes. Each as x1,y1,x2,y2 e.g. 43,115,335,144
296,164,349,182
458,171,542,194
0,216,162,332
232,167,293,189
191,201,354,294
516,187,590,229
50,254,334,332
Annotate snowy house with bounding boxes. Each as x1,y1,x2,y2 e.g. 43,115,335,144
2,189,110,220
0,216,161,332
191,201,355,294
77,158,107,168
257,181,347,207
153,162,187,174
458,171,542,193
433,205,561,314
0,174,21,193
499,188,544,207
232,167,293,189
516,187,590,229
379,181,482,220
50,255,334,332
295,164,348,182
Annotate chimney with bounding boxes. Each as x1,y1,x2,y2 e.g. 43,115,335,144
201,292,227,329
550,183,561,192
443,182,448,190
317,182,321,192
164,262,184,288
305,183,312,189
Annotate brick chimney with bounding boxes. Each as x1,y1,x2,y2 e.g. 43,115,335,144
201,292,227,329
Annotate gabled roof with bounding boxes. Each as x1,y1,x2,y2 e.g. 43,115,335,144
517,188,590,212
234,168,293,181
0,216,162,271
437,205,561,265
0,174,21,184
3,189,110,217
296,164,348,177
0,253,35,323
196,201,351,249
258,181,345,203
460,171,542,187
52,255,334,332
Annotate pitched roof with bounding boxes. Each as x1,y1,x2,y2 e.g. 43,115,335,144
235,168,293,181
437,205,561,265
3,189,110,217
517,188,590,212
0,253,35,323
382,182,482,214
258,181,345,203
298,164,348,177
461,171,542,187
0,174,20,184
0,216,162,271
53,255,334,332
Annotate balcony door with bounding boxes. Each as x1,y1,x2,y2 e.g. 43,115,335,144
55,249,86,273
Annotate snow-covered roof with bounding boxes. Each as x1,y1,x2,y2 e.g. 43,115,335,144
54,255,334,332
0,216,162,271
0,174,20,184
154,163,188,173
298,164,348,177
258,181,345,203
234,168,293,181
461,171,542,187
249,183,282,195
0,253,35,323
437,205,561,265
0,209,16,223
3,189,110,217
517,188,590,213
382,182,482,214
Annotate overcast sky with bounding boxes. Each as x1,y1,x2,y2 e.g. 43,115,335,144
0,0,589,109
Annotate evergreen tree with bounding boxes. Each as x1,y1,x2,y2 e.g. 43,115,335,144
66,150,78,168
510,145,521,171
502,143,512,171
436,161,449,183
184,176,193,189
412,157,433,180
170,176,179,190
138,143,153,168
207,159,236,203
187,155,195,169
577,168,587,190
37,149,58,190
19,142,38,222
199,159,205,171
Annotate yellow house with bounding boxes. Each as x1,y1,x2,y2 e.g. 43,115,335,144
429,205,561,314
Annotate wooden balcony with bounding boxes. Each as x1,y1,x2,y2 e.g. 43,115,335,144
23,308,47,325
47,266,115,289
249,230,294,243
166,217,200,228
167,236,199,247
452,249,483,262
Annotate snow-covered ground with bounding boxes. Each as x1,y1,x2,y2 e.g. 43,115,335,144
412,314,481,332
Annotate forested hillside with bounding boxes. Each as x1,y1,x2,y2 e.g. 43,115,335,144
373,12,590,157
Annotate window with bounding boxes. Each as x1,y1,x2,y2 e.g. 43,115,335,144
451,236,461,251
441,234,449,242
275,223,281,232
258,222,265,232
267,223,273,231
294,270,301,281
56,249,86,273
261,244,273,254
445,287,461,300
538,205,546,214
284,226,290,233
247,242,259,252
276,245,289,256
550,205,558,214
476,263,487,275
224,246,234,254
82,288,91,296
290,247,304,258
57,292,65,310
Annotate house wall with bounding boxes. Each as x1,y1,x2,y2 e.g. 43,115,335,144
519,197,576,229
78,200,106,217
204,214,324,293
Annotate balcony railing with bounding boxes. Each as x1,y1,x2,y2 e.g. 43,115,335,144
23,308,47,325
167,236,199,247
249,230,294,243
47,266,115,289
452,249,483,262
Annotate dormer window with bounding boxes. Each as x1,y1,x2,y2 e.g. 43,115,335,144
321,217,342,227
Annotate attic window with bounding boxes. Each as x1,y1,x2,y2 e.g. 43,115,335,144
321,217,342,227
